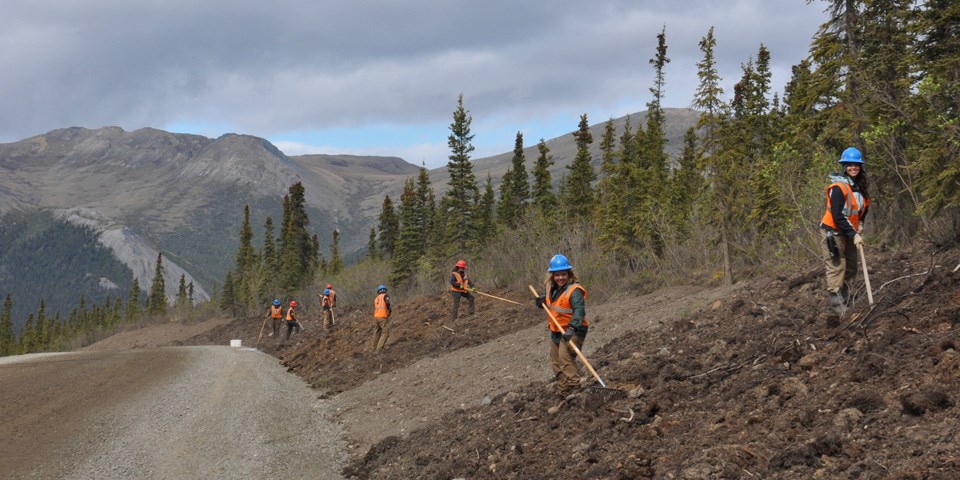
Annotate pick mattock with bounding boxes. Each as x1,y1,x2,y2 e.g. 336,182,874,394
528,285,625,396
857,243,874,306
468,287,522,305
255,315,269,347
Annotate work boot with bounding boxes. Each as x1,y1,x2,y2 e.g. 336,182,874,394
828,292,845,314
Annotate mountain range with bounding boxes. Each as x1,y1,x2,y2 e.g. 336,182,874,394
0,108,698,324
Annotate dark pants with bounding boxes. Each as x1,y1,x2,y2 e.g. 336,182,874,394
272,318,281,337
450,291,474,320
285,320,300,340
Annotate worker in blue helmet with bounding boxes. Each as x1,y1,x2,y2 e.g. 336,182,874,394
321,288,334,330
268,299,283,338
819,146,871,313
534,254,589,400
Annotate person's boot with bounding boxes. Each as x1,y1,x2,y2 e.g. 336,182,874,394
828,291,844,314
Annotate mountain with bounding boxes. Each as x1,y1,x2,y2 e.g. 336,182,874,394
0,108,698,319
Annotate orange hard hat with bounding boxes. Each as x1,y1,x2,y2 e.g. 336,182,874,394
290,300,298,307
455,260,467,268
326,283,332,289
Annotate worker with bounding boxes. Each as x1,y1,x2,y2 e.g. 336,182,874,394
284,300,300,341
372,285,392,350
269,299,283,337
326,283,337,326
325,283,337,307
819,147,871,313
321,288,333,330
534,254,588,398
449,259,474,321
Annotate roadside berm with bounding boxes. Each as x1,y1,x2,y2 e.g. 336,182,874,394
186,243,960,479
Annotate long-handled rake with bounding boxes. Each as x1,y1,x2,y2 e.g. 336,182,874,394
529,285,626,397
255,315,269,347
468,287,523,305
856,243,874,306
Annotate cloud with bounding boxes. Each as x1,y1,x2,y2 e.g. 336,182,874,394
0,0,826,148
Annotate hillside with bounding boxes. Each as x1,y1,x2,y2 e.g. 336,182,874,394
170,242,960,479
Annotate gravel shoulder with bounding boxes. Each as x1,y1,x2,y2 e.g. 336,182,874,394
0,346,346,480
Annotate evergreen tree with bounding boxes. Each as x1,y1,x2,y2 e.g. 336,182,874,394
220,270,236,315
366,227,380,260
497,167,517,229
670,127,703,239
474,174,497,246
262,216,278,273
188,282,194,305
125,278,142,323
35,299,48,351
391,178,422,285
176,274,188,307
147,253,167,315
329,229,344,275
531,138,557,216
415,165,434,250
377,195,399,258
1,294,14,356
443,94,480,252
597,117,630,254
505,131,530,224
560,114,596,221
280,182,313,289
20,314,35,354
234,205,255,309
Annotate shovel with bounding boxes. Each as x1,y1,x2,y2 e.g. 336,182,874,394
529,285,625,397
857,243,874,305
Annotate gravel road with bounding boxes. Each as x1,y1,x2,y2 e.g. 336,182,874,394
0,346,346,479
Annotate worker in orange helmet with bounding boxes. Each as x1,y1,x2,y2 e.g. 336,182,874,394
284,300,300,341
372,285,392,350
449,259,474,321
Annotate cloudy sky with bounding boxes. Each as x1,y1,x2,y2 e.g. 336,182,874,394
1,0,827,168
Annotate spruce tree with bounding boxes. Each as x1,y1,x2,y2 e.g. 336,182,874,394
496,168,517,229
20,314,35,354
391,178,422,285
366,227,380,260
508,131,530,219
531,138,557,216
280,182,313,289
597,117,630,254
147,253,167,315
443,94,480,252
329,229,343,275
235,205,255,309
474,174,497,246
176,274,188,308
377,195,399,258
415,166,434,251
188,282,194,305
35,299,48,352
670,127,703,239
220,270,236,314
560,114,597,221
262,216,278,273
125,278,142,323
1,294,14,356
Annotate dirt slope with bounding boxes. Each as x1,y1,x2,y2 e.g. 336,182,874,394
71,242,960,479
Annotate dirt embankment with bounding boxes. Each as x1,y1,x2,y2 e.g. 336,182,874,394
38,242,960,479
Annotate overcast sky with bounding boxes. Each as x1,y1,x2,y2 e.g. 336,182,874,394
1,0,828,168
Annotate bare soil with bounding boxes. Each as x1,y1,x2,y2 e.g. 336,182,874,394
23,242,959,479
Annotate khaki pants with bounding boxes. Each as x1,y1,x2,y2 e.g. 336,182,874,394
820,230,858,294
322,309,333,329
549,334,584,395
372,317,390,350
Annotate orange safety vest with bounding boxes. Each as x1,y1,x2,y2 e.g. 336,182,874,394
545,283,588,333
374,293,390,319
451,271,469,293
820,179,870,232
328,289,337,306
286,307,297,322
321,295,331,309
270,305,283,319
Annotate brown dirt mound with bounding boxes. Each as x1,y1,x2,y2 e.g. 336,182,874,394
339,244,960,479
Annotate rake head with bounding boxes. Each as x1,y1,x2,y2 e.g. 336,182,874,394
587,382,630,397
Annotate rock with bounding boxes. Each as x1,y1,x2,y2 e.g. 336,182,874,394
901,388,953,415
833,408,863,430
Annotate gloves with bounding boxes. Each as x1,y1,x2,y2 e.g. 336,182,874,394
534,297,545,309
853,233,864,246
562,327,575,342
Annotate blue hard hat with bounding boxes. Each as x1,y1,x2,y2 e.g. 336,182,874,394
323,289,330,295
547,254,573,272
377,285,387,293
839,147,864,165
273,299,280,306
